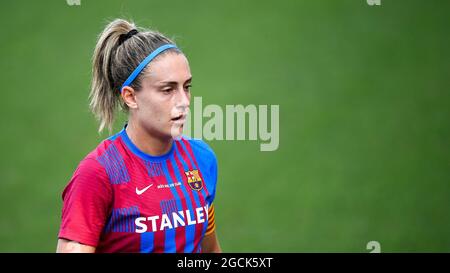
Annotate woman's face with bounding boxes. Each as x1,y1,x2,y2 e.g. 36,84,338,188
132,52,192,139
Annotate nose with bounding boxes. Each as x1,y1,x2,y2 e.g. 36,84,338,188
175,86,190,111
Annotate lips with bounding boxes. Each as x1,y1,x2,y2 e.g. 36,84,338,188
171,114,186,122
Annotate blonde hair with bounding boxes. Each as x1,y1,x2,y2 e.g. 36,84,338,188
89,19,177,132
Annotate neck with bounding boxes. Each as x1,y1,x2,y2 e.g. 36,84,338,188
125,120,173,156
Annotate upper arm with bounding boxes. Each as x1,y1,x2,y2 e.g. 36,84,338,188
201,203,221,253
200,230,222,253
56,239,96,253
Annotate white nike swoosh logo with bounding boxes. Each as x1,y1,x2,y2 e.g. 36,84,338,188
136,184,153,195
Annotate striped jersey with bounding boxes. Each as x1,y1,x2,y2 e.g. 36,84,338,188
58,126,218,253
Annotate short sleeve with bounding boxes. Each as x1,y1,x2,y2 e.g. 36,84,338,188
205,203,216,236
58,158,112,247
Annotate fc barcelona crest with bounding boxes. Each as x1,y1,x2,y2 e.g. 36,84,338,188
185,169,203,191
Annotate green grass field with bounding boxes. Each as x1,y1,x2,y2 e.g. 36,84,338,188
0,0,449,252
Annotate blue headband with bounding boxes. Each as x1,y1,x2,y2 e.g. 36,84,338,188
120,44,178,92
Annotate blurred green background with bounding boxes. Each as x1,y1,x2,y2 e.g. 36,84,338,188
0,0,449,252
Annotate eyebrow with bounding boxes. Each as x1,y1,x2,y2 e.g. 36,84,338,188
159,77,192,85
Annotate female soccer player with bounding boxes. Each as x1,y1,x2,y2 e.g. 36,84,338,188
56,19,221,253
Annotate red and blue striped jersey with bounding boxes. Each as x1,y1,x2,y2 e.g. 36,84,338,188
58,126,218,253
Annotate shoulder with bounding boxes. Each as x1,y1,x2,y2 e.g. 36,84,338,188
180,137,218,179
77,140,112,175
74,156,107,179
182,137,217,165
181,137,219,203
68,140,114,187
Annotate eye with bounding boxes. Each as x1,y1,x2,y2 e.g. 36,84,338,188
161,87,173,94
184,84,192,92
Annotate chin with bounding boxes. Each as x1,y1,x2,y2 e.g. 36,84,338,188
169,124,184,140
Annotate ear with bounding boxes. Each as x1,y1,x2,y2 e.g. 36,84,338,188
121,86,138,109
